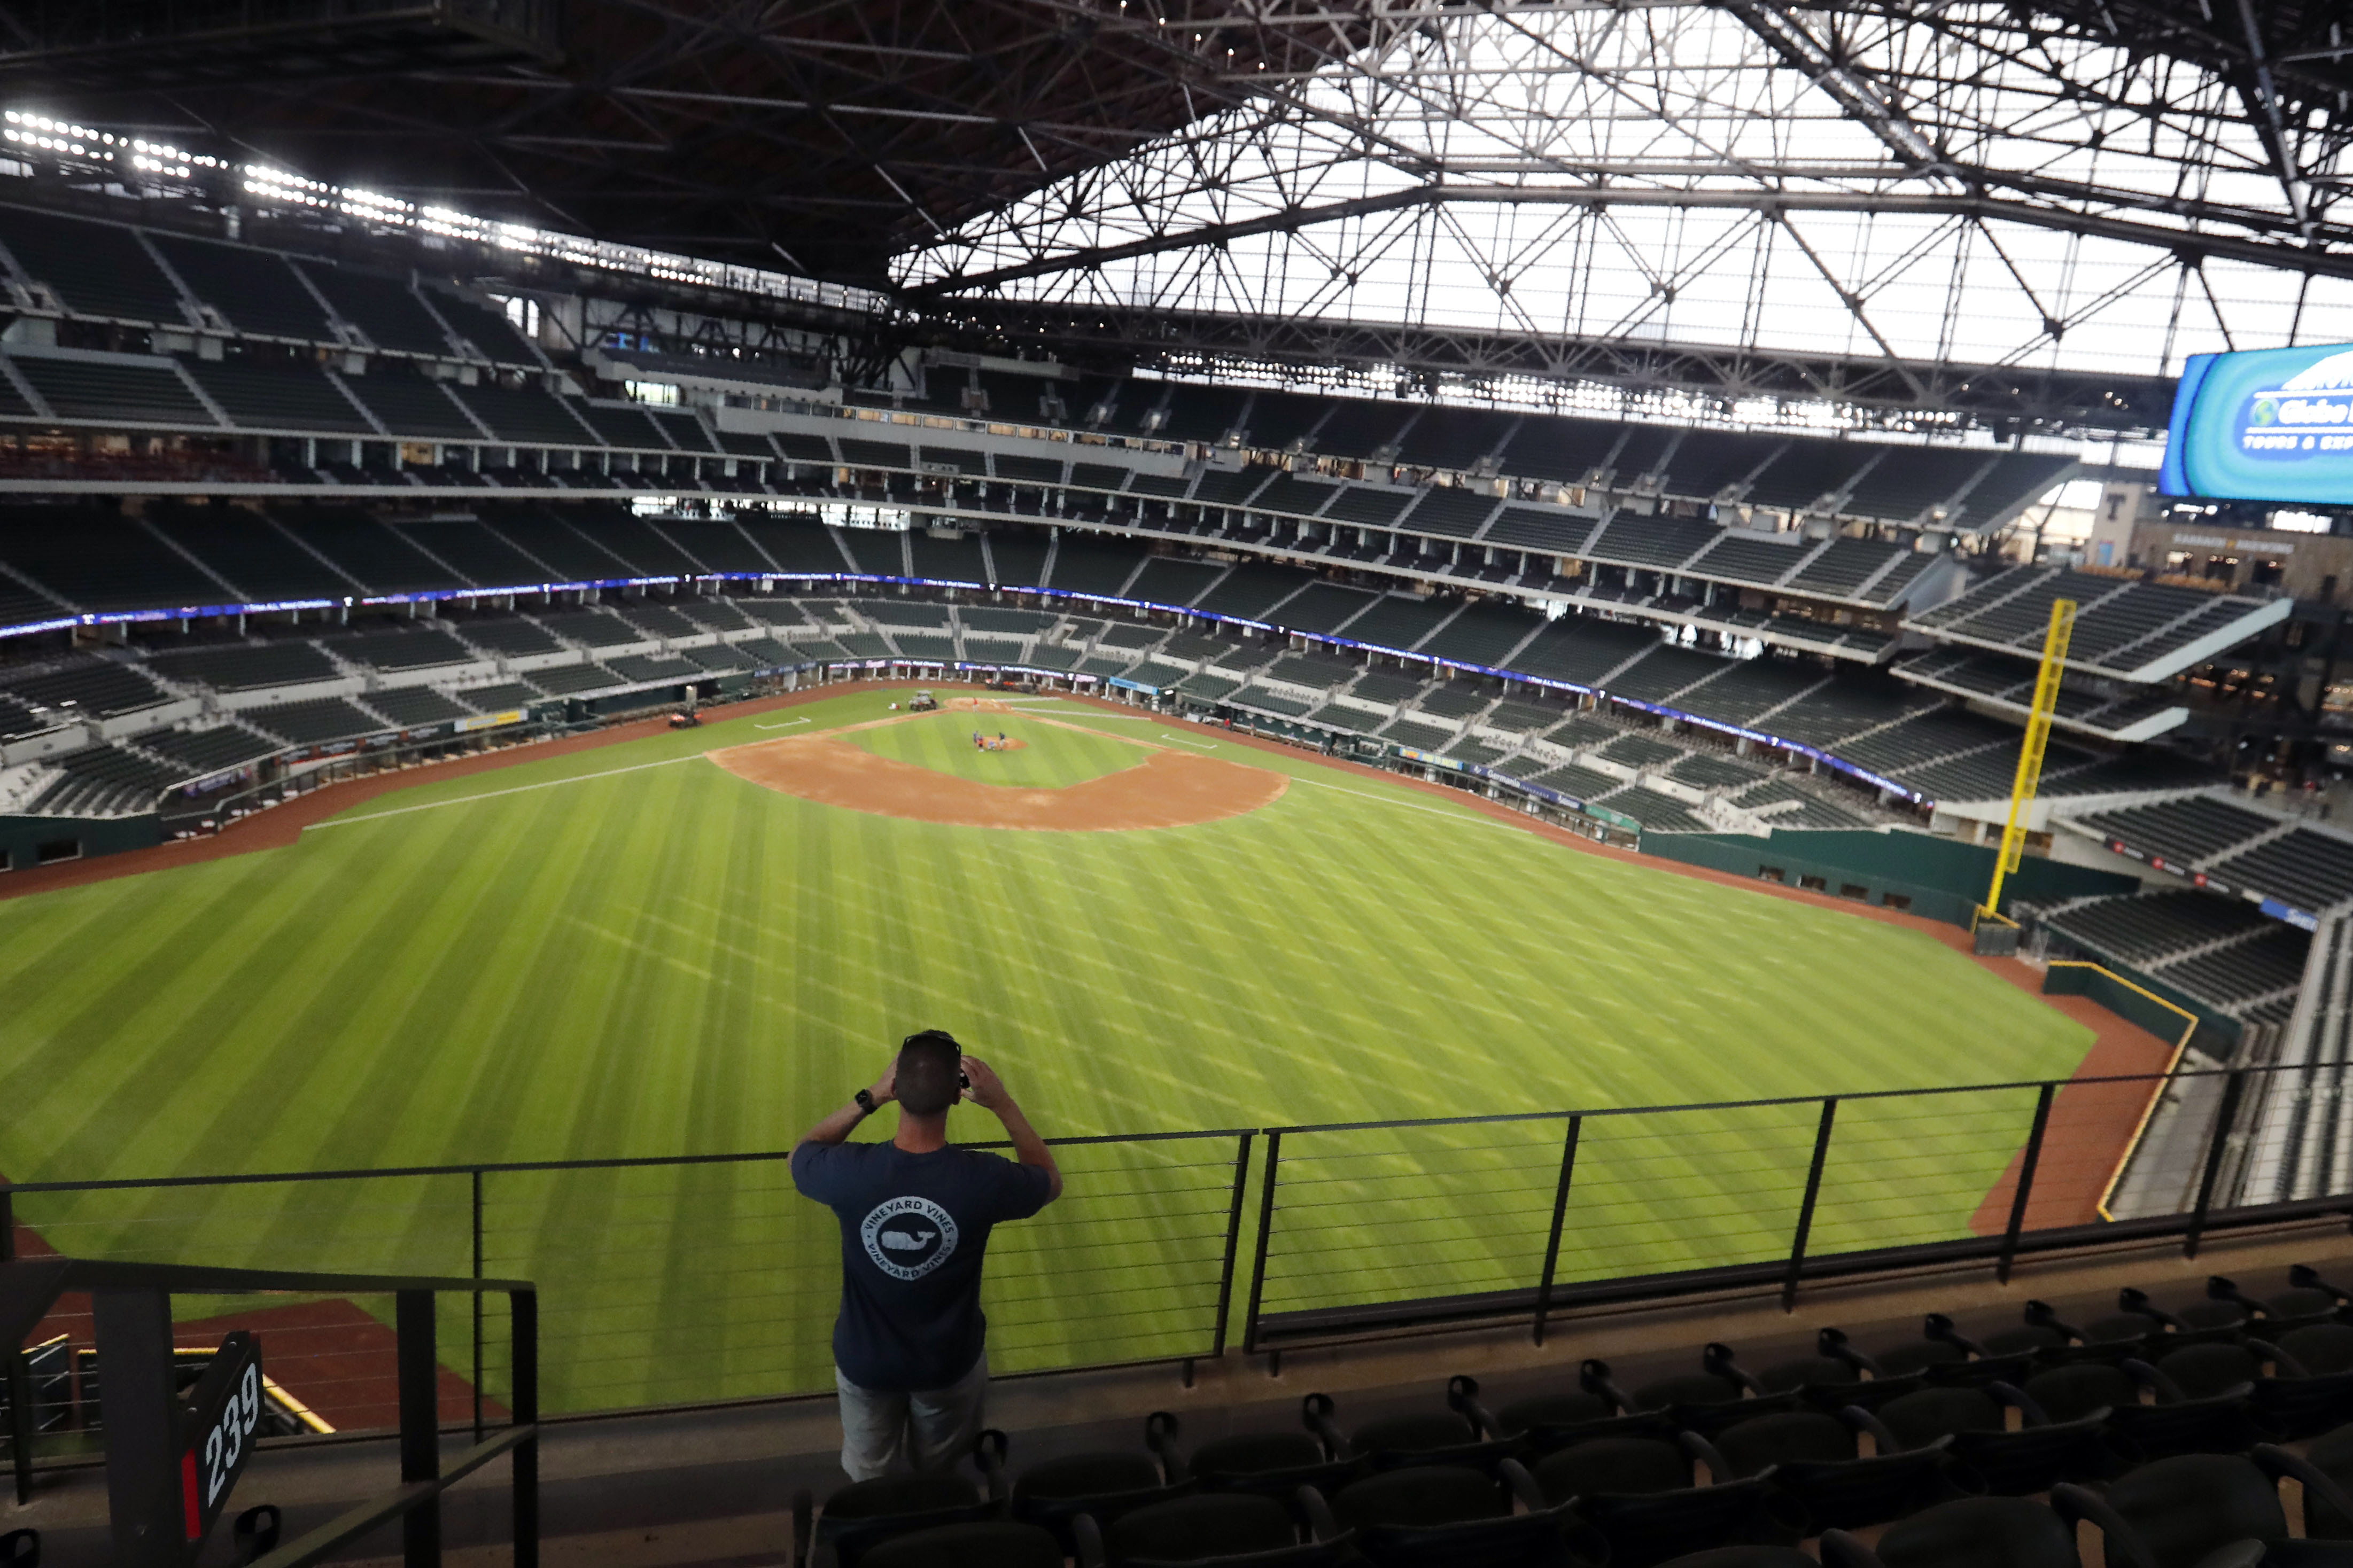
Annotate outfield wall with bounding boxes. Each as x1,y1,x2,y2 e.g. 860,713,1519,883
1641,827,2139,924
0,810,162,873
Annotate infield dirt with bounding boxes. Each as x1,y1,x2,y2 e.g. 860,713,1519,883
712,724,1286,831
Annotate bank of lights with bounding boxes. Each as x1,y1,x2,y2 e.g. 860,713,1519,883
0,113,229,179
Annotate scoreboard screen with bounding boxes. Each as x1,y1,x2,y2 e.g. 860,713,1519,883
2162,341,2353,505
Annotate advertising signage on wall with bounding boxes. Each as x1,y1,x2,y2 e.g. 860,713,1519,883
2162,342,2353,505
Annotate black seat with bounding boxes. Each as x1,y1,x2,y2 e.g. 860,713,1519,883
2024,1299,2157,1360
1917,1315,2043,1386
863,1522,1062,1568
2281,1325,2353,1375
2209,1271,2344,1335
1147,1405,1364,1505
2296,1424,2353,1538
2108,1354,2266,1462
1310,1380,1521,1473
1535,1436,1793,1568
2055,1448,2353,1568
1876,1388,2005,1450
1324,1462,1575,1568
2018,1361,2135,1422
1821,1496,2079,1568
1013,1450,1188,1551
1712,1408,1956,1532
1789,1329,1927,1413
1913,1379,2113,1495
1588,1351,1804,1438
1080,1493,1350,1568
2117,1285,2250,1348
2177,1337,2353,1441
1458,1375,1674,1459
802,1460,1008,1568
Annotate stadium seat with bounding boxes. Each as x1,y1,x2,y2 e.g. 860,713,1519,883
1820,1496,2079,1568
2103,1356,2267,1462
1144,1405,1363,1505
1075,1492,1349,1568
2116,1285,2252,1344
2204,1274,2344,1336
1303,1379,1521,1473
1916,1314,2047,1384
1452,1376,1670,1457
2238,1340,2353,1441
2303,1426,2353,1538
1709,1408,1958,1531
795,1433,1009,1568
1321,1461,1579,1568
2021,1298,2161,1358
1731,1333,1928,1415
1869,1376,2115,1495
861,1522,1062,1568
1532,1433,1793,1568
1011,1449,1189,1551
1586,1349,1807,1436
2054,1449,2353,1568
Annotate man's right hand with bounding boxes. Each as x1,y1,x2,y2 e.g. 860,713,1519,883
868,1060,898,1106
961,1055,1012,1112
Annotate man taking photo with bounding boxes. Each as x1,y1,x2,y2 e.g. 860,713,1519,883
791,1029,1062,1480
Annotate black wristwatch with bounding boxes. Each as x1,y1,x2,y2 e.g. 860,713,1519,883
853,1088,877,1114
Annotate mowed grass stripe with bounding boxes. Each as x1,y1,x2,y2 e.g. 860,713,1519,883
0,691,2093,1405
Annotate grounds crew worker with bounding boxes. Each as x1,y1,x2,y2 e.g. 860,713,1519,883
792,1030,1061,1479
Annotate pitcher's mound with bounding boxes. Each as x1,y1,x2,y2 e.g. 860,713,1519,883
713,736,1285,831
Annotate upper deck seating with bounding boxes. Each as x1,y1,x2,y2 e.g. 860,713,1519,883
13,356,213,425
183,357,366,432
299,264,454,356
428,290,541,365
337,366,480,440
0,205,187,323
151,233,334,341
0,506,233,611
452,383,595,445
146,641,339,691
149,506,354,600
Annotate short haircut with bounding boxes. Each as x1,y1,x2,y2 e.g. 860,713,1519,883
896,1029,963,1115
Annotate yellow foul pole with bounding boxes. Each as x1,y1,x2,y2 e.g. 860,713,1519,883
1983,596,2076,920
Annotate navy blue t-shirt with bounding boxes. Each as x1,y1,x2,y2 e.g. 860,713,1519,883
791,1140,1053,1392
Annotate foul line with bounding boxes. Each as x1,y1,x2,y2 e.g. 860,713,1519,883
1159,732,1219,750
302,753,705,830
754,717,811,731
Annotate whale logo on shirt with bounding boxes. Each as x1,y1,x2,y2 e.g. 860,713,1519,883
861,1196,959,1280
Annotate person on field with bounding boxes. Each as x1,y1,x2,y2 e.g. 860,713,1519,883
791,1031,1061,1480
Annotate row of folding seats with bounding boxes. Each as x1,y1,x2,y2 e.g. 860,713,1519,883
0,202,540,366
791,1266,2353,1568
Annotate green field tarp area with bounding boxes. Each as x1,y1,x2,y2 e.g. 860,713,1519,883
1644,827,2140,925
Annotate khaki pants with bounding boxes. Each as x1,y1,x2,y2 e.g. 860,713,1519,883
833,1353,989,1482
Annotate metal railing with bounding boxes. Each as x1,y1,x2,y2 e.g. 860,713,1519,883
9,1062,2350,1446
0,1250,536,1567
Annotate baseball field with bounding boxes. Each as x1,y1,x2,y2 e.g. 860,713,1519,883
0,688,2098,1414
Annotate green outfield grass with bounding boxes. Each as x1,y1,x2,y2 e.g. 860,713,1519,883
0,690,2093,1413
